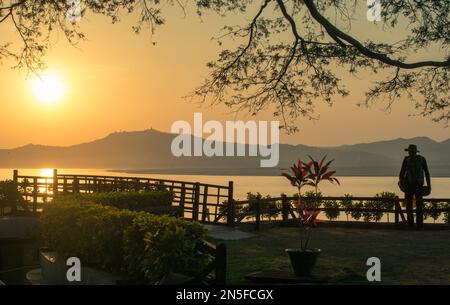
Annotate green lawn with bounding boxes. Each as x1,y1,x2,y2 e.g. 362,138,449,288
220,226,450,284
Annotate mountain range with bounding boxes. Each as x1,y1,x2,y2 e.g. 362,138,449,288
1,129,449,176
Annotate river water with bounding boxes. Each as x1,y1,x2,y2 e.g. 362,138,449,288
2,168,449,200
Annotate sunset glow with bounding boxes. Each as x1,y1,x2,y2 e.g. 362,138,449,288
0,0,448,289
40,168,54,177
31,73,65,105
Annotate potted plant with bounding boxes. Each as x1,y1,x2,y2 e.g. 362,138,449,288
282,156,339,276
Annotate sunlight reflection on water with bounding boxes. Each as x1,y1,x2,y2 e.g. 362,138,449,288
1,168,450,199
2,168,449,223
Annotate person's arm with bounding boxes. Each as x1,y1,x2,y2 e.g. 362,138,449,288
399,157,407,180
423,157,431,187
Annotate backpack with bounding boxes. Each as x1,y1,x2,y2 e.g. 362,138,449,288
405,155,424,187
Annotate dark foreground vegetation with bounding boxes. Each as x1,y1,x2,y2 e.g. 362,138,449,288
41,194,208,284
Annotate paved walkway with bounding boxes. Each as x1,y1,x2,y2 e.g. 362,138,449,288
204,224,255,241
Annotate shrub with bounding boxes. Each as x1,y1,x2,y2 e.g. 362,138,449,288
375,192,397,222
340,194,353,221
0,180,27,213
303,191,323,209
218,200,243,222
360,193,396,222
376,192,397,210
244,192,280,221
350,201,363,221
70,190,173,211
41,199,135,273
263,199,281,221
41,197,208,283
243,192,263,220
443,202,450,224
323,200,340,221
424,201,441,223
362,200,383,222
123,213,209,283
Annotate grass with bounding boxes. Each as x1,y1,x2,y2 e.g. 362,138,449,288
220,226,450,284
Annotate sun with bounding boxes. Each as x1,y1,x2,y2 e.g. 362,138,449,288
31,72,65,105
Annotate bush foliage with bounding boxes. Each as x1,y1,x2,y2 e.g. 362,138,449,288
123,212,209,283
323,200,340,221
244,192,280,221
0,180,27,213
41,197,208,284
67,190,173,211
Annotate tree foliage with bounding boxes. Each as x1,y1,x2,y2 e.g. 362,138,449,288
1,0,448,128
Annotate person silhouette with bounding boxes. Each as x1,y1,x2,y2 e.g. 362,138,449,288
398,144,431,230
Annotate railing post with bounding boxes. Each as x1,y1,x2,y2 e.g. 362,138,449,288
193,183,200,222
97,179,103,192
255,199,261,231
394,196,400,224
227,181,234,227
201,185,209,223
73,177,80,194
180,183,186,218
215,243,227,285
53,169,58,200
33,177,38,213
13,169,18,185
13,169,19,212
12,170,19,213
134,178,140,192
93,176,98,193
281,194,288,226
227,200,235,227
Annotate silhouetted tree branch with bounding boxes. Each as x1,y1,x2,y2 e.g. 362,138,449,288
191,0,449,129
0,0,448,128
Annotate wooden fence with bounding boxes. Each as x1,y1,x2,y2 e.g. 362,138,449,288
220,195,450,229
12,169,233,224
197,240,227,284
10,169,450,228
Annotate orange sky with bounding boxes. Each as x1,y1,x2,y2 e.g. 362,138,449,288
0,2,448,149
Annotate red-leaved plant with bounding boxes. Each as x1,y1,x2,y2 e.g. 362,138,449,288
282,155,339,250
306,155,340,194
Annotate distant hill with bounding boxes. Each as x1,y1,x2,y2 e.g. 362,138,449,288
0,129,449,176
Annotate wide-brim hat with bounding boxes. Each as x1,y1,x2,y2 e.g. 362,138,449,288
404,144,419,152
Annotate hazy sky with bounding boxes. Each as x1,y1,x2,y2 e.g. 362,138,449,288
0,2,448,149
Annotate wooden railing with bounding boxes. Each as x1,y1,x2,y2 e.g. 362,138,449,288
11,169,450,228
220,195,450,229
12,169,233,223
197,240,227,284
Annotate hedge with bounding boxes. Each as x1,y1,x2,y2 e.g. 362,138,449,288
41,197,209,284
62,190,173,211
0,180,27,213
123,212,211,283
